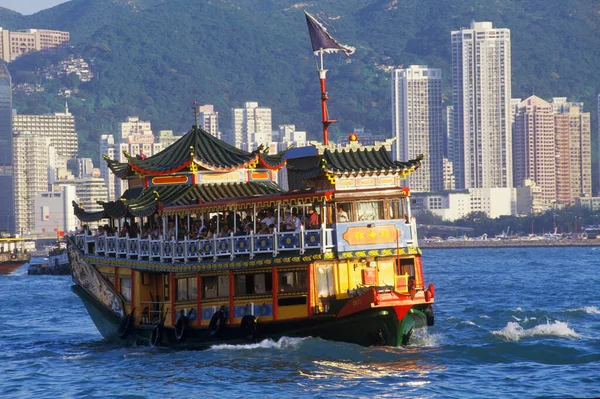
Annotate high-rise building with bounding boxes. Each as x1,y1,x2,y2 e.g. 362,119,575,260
12,105,77,162
34,185,79,235
231,102,272,151
392,65,443,192
451,21,512,189
598,93,600,196
99,134,117,200
119,116,152,142
0,27,70,62
277,125,307,151
550,97,584,114
156,130,182,148
513,96,556,207
112,117,163,197
13,132,52,234
0,64,14,233
198,105,221,139
554,105,592,204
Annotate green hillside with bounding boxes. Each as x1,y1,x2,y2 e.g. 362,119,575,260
2,0,599,162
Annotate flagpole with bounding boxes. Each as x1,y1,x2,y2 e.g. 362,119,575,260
304,10,354,146
316,50,336,145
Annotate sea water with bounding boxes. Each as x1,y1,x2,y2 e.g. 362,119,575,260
1,247,599,398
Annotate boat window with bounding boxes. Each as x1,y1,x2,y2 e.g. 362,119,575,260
335,202,352,223
120,277,132,302
397,258,415,278
235,273,272,295
388,199,406,220
357,201,383,221
278,270,307,293
316,266,335,297
176,276,197,301
203,275,230,299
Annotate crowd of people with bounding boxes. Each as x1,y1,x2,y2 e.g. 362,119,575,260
80,205,328,242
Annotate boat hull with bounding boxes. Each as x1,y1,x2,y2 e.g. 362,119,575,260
0,253,31,274
72,281,427,349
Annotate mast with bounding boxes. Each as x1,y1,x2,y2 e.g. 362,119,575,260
315,51,336,145
304,10,355,146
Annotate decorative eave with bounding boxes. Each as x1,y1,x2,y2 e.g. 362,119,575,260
103,126,290,179
72,182,288,221
287,143,424,180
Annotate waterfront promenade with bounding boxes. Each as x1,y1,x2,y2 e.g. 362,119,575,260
419,238,600,249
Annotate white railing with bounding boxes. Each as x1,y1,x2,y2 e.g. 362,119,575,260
73,227,335,263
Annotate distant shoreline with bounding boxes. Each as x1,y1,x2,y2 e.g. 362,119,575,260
419,239,600,249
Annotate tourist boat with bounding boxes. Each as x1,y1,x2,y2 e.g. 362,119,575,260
67,126,434,348
67,12,434,348
0,236,32,274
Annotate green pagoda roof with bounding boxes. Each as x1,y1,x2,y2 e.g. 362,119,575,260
73,181,284,222
104,126,288,178
288,144,424,179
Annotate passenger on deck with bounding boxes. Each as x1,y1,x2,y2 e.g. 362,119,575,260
306,207,320,229
291,212,302,231
119,222,130,237
262,210,276,226
337,206,349,222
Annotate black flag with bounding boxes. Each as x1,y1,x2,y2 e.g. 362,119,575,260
304,11,355,56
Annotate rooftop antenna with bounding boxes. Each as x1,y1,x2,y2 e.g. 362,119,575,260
304,11,355,145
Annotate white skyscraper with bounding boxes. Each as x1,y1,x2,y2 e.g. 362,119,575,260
451,21,512,189
99,134,117,200
392,65,443,192
231,102,272,151
198,104,221,139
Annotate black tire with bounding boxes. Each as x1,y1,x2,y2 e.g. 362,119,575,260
150,324,163,347
425,305,435,327
175,315,189,342
240,315,257,341
209,310,226,337
117,312,134,339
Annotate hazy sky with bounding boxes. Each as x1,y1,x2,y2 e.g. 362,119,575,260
0,0,71,15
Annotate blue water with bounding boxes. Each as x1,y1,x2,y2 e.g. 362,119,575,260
1,247,599,398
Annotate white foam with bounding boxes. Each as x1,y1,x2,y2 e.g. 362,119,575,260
492,320,580,341
408,328,443,347
478,315,490,319
208,336,307,351
61,353,89,360
461,320,477,326
567,306,600,315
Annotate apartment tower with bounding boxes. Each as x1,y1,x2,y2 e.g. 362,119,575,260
513,96,556,207
392,65,444,192
231,102,272,152
0,64,13,232
554,105,592,204
451,21,512,189
198,104,221,139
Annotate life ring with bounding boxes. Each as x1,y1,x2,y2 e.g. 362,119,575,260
209,309,226,337
117,310,134,339
150,324,163,347
240,315,258,341
175,312,189,342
